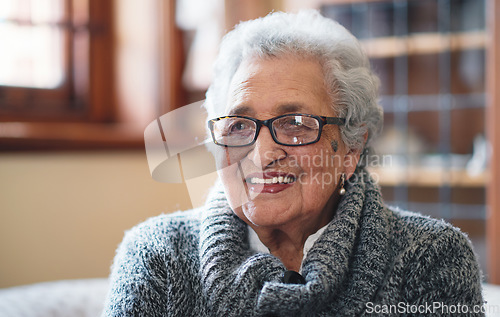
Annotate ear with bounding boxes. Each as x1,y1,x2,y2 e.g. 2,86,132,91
342,131,368,179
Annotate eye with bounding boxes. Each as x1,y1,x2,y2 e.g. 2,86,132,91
230,121,248,132
223,118,254,136
275,117,301,129
278,116,316,130
286,118,302,126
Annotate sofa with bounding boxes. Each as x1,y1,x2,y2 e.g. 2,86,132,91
0,279,108,317
0,278,499,316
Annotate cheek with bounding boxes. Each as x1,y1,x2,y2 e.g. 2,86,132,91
297,144,339,173
213,147,240,169
218,164,249,209
219,165,242,190
295,145,342,193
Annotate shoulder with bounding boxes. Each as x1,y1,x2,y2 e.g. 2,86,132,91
387,205,481,278
104,209,205,315
389,206,471,248
377,206,480,276
391,208,481,283
388,206,483,302
129,207,203,236
118,207,204,257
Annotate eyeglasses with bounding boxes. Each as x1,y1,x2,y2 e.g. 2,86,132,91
208,113,346,147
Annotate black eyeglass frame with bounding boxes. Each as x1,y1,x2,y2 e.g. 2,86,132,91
208,113,346,147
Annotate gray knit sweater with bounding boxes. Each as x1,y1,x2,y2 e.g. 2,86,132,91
102,169,484,316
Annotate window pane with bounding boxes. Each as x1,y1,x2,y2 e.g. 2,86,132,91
0,0,66,89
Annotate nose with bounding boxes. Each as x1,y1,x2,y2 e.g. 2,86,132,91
247,126,287,168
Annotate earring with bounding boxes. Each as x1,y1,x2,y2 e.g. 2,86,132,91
339,173,346,195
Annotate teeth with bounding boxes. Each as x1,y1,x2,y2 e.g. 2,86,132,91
249,176,294,184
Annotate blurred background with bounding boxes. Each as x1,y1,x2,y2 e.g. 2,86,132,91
0,0,499,289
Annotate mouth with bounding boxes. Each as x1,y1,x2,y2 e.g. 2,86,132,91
246,175,295,185
244,172,296,194
245,172,296,184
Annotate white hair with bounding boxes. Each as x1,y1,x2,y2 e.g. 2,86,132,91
204,10,383,158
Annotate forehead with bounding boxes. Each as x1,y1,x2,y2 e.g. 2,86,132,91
225,56,334,117
228,103,308,116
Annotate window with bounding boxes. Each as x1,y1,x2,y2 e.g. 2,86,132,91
0,0,66,89
0,0,114,122
0,0,122,149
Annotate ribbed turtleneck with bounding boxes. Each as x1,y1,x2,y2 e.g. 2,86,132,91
198,168,392,316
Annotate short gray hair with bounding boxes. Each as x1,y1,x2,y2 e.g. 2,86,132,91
204,10,383,156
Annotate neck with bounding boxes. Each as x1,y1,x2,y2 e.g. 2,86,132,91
250,195,338,271
251,227,306,271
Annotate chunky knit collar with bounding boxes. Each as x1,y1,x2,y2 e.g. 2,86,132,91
199,168,392,316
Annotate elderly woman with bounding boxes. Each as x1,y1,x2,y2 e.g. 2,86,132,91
103,11,484,316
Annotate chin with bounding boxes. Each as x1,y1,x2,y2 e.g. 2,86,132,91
242,198,295,227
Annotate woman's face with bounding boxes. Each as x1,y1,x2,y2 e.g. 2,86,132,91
216,56,360,230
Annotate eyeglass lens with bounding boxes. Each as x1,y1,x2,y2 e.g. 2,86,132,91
212,115,321,146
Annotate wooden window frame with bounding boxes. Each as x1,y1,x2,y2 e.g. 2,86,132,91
0,0,145,150
1,1,80,121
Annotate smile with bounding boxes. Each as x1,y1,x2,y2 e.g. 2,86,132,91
247,176,295,184
244,171,297,187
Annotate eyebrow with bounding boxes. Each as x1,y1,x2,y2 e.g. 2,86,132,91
228,105,255,116
228,103,306,116
275,103,304,114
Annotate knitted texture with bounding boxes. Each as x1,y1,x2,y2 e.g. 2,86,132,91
102,168,484,316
